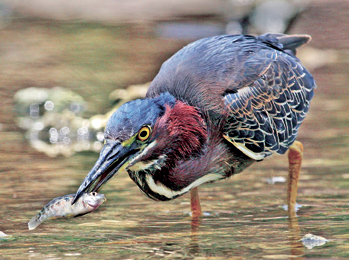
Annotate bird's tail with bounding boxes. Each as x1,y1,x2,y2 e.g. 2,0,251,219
262,33,311,56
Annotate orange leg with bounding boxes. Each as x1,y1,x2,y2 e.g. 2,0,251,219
190,187,203,218
287,140,303,217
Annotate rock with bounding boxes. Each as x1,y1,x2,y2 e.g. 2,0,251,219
301,233,328,249
266,176,286,184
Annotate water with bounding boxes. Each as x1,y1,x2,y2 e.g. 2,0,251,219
1,17,349,259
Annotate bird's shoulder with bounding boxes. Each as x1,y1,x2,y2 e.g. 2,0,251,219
146,35,289,113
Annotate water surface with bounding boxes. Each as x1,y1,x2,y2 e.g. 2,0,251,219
0,18,348,259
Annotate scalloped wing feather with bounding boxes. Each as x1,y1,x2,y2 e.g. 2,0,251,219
223,49,315,160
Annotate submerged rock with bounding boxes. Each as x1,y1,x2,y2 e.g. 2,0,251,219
14,87,86,130
301,233,329,249
266,176,286,184
108,82,149,109
0,231,10,240
14,87,100,157
14,84,148,157
282,203,302,212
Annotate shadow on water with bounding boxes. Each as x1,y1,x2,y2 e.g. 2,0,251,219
1,3,349,259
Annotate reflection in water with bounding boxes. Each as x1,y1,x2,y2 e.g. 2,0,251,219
188,206,306,259
189,216,201,255
288,216,304,259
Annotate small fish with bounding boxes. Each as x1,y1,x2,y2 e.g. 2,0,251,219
28,192,105,230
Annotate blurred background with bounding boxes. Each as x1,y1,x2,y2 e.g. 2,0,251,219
0,0,348,259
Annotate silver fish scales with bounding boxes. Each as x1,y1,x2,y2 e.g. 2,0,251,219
28,192,105,230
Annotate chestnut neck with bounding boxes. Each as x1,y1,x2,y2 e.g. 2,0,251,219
152,100,208,163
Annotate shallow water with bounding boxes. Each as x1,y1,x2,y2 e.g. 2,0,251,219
1,15,349,259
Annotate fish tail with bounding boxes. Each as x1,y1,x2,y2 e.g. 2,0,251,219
28,216,40,230
28,211,46,230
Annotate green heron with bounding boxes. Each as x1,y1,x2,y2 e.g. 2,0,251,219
73,33,316,217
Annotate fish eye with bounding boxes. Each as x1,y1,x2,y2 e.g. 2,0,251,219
137,126,151,141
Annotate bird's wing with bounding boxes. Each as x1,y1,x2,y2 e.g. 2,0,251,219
146,34,316,160
223,49,315,160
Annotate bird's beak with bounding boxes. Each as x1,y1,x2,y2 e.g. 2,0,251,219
72,141,135,204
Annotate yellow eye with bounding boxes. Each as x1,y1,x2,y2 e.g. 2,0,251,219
137,126,151,141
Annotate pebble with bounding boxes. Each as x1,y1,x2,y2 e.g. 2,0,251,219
301,233,328,249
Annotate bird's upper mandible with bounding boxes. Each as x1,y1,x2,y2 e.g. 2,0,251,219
146,34,316,161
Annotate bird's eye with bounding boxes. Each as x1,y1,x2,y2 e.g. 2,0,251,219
137,126,151,141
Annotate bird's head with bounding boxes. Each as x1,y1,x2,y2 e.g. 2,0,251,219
73,93,207,204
